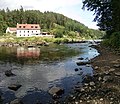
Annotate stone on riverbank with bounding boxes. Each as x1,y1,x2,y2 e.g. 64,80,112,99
114,72,120,76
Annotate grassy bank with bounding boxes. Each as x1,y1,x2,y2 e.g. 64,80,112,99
0,33,90,45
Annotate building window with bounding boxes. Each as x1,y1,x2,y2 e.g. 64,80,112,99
35,26,38,28
31,26,33,28
20,34,21,36
19,26,21,28
23,26,25,28
28,34,29,36
32,31,33,33
36,31,37,32
24,34,25,36
28,31,29,33
20,31,21,33
24,31,25,33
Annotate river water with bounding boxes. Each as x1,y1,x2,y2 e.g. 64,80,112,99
0,43,99,104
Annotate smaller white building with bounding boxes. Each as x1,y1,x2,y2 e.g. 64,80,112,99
6,27,17,34
16,24,41,37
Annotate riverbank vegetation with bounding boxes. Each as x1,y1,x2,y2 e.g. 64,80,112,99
0,7,104,40
83,0,120,50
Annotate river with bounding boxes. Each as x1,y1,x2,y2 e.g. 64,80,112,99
0,42,99,104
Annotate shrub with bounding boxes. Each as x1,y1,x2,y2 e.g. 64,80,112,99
102,32,120,48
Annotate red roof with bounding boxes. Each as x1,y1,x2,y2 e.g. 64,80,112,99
9,27,17,31
17,24,40,30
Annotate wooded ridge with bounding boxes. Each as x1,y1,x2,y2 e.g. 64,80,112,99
0,7,104,39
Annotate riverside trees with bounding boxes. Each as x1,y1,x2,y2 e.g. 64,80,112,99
82,0,120,48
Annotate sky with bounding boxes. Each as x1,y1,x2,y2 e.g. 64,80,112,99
0,0,98,29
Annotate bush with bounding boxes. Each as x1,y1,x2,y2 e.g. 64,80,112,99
102,32,120,48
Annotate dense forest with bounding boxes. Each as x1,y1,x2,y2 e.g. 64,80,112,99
83,0,120,48
0,7,104,39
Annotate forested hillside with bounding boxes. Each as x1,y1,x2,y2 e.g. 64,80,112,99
0,7,104,39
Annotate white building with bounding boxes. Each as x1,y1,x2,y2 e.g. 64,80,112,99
16,24,41,37
6,27,17,34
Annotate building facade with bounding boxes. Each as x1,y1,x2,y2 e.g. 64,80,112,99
6,27,17,34
16,24,41,37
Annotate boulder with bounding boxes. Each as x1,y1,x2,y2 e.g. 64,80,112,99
8,84,22,91
5,70,15,77
48,86,64,96
10,99,23,104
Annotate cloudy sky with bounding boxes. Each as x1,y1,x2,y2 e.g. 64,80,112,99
0,0,98,29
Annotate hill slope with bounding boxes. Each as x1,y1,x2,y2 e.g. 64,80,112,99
0,7,105,39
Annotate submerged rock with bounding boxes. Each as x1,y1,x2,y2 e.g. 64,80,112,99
78,57,84,60
10,99,23,104
48,86,64,96
8,84,22,91
5,70,15,77
75,68,79,71
76,61,91,66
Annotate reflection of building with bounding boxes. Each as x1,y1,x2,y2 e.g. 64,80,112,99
17,47,40,58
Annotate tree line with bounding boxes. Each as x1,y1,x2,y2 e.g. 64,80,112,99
0,6,104,39
82,0,120,48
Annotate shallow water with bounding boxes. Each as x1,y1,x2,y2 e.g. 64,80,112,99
0,43,99,104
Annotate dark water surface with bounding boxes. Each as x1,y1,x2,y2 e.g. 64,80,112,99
0,43,99,104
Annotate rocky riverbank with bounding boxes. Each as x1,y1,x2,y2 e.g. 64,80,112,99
64,44,120,104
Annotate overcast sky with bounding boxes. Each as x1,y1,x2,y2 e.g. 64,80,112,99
0,0,98,29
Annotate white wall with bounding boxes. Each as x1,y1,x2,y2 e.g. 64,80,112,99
6,28,15,34
16,30,41,37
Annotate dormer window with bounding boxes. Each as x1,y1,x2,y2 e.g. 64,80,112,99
31,26,33,28
23,26,25,28
35,26,38,28
19,26,21,28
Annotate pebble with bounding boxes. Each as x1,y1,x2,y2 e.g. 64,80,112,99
79,100,82,103
94,66,99,70
75,102,78,104
89,81,95,86
114,64,120,68
87,100,90,103
100,98,103,101
84,83,89,86
115,72,120,76
109,68,115,72
81,88,85,92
